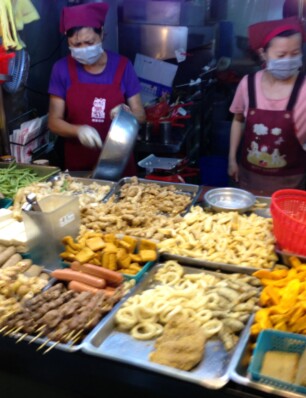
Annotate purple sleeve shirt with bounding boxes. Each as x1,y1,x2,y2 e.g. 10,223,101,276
48,50,141,101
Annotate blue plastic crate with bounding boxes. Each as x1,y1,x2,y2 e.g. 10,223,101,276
0,198,13,208
123,260,155,283
248,329,306,394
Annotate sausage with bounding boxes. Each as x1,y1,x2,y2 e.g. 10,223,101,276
103,286,116,298
51,268,106,288
1,253,22,269
70,261,81,271
77,263,124,287
0,246,16,266
68,280,100,294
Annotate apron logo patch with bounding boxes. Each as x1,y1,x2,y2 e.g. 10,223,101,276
247,123,287,168
91,97,106,123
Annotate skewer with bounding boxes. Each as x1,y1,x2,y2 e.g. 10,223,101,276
68,329,83,346
63,330,76,342
4,326,19,336
16,332,28,343
42,341,60,355
9,326,23,335
34,324,46,334
0,325,8,333
29,330,45,344
36,338,51,352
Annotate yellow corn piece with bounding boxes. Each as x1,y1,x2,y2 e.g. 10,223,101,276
279,279,300,308
250,323,262,336
289,256,302,268
265,285,280,305
273,320,288,331
255,309,273,329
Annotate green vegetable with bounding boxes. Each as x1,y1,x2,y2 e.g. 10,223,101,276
0,162,57,199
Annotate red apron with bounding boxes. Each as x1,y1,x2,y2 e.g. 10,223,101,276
240,72,306,194
64,55,137,175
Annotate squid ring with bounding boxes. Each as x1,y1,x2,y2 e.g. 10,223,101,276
155,271,181,285
131,322,163,340
115,307,137,330
159,305,183,324
196,309,213,325
135,305,158,322
202,319,223,338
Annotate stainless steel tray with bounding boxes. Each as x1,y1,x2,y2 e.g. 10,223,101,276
82,264,255,389
0,162,60,179
8,279,124,354
251,196,271,218
160,253,260,275
229,315,306,398
109,177,202,215
48,175,116,203
138,154,183,171
160,194,273,275
67,176,117,203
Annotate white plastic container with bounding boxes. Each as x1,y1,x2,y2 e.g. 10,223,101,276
22,195,80,269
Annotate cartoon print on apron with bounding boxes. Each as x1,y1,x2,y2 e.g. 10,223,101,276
241,72,306,177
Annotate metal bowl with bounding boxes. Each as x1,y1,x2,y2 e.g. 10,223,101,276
204,187,256,213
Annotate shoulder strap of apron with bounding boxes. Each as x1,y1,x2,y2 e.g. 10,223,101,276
113,56,128,86
286,72,305,111
247,73,256,108
67,55,79,83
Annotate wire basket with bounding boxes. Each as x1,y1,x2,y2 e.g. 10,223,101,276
270,189,306,256
248,329,306,394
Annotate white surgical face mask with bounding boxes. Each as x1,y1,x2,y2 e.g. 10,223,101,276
266,54,302,80
69,42,103,65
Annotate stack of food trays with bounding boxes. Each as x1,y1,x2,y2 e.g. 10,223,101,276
81,260,262,389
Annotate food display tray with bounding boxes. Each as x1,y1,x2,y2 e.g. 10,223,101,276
108,177,202,215
6,278,125,354
0,162,60,180
251,196,271,218
275,246,306,267
137,154,183,171
160,195,273,275
82,264,253,390
48,175,117,203
229,316,306,398
160,254,261,275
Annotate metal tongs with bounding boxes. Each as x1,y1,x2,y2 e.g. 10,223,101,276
21,193,42,212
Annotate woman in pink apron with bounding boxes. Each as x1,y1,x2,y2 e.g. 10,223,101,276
228,17,306,195
48,2,145,173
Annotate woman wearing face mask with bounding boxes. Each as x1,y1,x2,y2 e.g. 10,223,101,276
48,2,145,172
228,17,306,195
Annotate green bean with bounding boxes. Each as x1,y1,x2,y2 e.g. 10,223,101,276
0,162,57,199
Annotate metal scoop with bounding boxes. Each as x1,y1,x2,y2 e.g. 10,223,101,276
92,107,139,181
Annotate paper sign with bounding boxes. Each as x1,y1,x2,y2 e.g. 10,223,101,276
134,53,178,104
